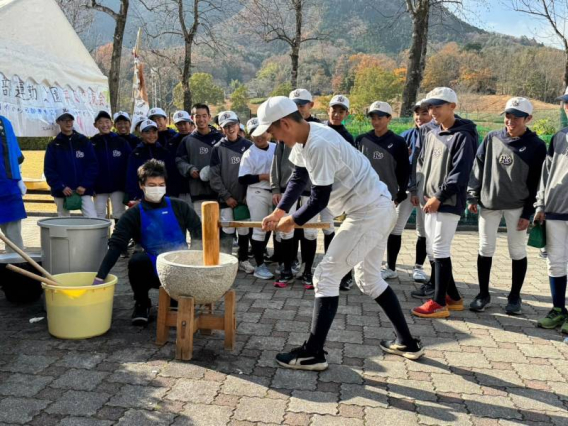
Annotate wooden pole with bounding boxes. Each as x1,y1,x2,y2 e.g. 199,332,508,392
202,201,220,266
0,232,59,283
6,264,60,287
218,221,330,229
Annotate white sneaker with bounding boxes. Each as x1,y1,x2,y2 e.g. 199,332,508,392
412,267,428,283
381,268,398,280
239,260,255,274
254,264,274,280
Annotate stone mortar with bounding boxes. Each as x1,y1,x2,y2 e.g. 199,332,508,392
156,250,238,304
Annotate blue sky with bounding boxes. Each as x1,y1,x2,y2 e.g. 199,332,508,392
461,1,560,48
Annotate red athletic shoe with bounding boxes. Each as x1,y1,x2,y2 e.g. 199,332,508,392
445,295,464,311
411,299,450,318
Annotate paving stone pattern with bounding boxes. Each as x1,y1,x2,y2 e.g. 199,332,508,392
1,217,567,424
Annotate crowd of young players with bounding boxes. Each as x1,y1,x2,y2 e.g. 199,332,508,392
43,86,568,336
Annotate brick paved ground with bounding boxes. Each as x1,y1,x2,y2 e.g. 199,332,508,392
1,216,567,425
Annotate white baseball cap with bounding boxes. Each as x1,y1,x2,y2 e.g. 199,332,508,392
173,110,193,124
289,88,313,105
252,96,299,137
113,111,131,121
148,107,167,119
218,111,239,127
330,94,350,110
422,87,458,106
368,101,393,117
247,117,259,134
140,119,158,132
502,97,533,117
199,165,210,182
413,100,426,111
56,108,75,121
132,114,146,129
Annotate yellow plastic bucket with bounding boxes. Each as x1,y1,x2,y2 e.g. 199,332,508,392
42,272,117,339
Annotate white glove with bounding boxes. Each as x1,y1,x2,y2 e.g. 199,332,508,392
18,180,27,196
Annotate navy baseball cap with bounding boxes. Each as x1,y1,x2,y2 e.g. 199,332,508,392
94,111,112,122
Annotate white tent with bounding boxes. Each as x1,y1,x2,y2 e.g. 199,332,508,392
0,0,109,137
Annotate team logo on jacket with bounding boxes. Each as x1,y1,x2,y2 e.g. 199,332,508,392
373,151,384,160
200,147,209,154
499,154,513,166
112,150,122,157
76,150,84,158
433,148,443,158
388,143,393,149
231,156,241,164
519,147,526,152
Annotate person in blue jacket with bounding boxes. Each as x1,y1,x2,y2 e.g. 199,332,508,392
148,107,177,146
0,115,26,251
161,110,193,202
113,111,141,150
91,111,132,220
125,119,176,202
44,109,98,218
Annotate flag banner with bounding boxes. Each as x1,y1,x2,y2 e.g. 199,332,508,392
131,28,149,132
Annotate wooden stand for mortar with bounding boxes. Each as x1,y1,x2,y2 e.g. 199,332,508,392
155,201,236,361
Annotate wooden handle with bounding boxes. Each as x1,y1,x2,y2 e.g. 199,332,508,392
202,201,220,266
0,232,58,283
6,264,60,287
219,221,331,229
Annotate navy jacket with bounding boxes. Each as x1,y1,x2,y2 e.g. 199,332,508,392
126,142,177,201
417,118,478,216
163,133,189,196
401,127,419,165
118,133,142,150
158,128,177,146
44,131,98,197
325,122,355,147
90,132,132,194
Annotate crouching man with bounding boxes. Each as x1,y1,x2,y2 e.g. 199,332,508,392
93,159,202,325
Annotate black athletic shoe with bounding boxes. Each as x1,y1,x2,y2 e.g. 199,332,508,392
302,273,314,290
379,338,424,360
263,249,274,264
505,296,522,315
275,342,328,371
340,276,353,291
274,271,295,288
131,303,150,326
411,281,435,299
469,294,491,312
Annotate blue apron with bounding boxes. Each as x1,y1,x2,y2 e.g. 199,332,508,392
140,197,187,273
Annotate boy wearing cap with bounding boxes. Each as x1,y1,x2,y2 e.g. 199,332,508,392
239,117,277,280
259,96,423,370
163,110,195,201
126,119,174,202
394,102,432,284
410,87,478,319
114,111,142,150
90,111,132,220
148,107,177,146
326,95,355,146
44,109,98,218
176,104,224,217
209,111,254,274
534,89,568,333
356,101,410,280
468,97,546,314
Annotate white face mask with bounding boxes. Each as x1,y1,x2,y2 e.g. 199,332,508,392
144,186,166,203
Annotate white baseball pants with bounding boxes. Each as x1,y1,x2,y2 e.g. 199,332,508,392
391,196,426,237
94,191,126,220
220,207,249,236
546,219,568,277
54,196,97,218
478,207,527,260
247,188,273,242
424,211,460,259
0,220,24,252
314,196,395,299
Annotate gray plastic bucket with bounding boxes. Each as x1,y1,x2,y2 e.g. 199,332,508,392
38,217,111,275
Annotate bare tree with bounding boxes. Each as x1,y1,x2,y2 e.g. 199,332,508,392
139,0,223,110
56,0,94,35
239,0,327,88
85,1,130,113
509,0,568,90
